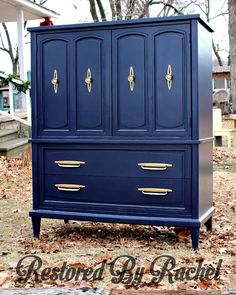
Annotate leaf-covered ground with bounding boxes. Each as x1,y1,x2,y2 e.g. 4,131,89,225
0,147,235,291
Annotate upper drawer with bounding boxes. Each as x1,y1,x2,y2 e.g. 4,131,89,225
42,147,191,178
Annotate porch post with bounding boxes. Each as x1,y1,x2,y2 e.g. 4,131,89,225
17,7,30,122
16,8,26,81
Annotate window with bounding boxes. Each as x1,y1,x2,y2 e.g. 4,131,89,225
214,77,225,89
213,77,230,90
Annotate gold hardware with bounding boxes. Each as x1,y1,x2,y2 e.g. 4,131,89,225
85,68,92,93
51,70,59,94
138,188,172,196
128,66,135,91
55,184,85,192
138,163,172,171
165,64,173,90
55,160,85,168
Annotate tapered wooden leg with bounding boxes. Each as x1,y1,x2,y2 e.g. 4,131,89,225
205,216,213,231
64,219,69,224
191,227,200,250
32,217,41,238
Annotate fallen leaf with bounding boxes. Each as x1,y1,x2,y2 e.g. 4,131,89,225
0,274,10,286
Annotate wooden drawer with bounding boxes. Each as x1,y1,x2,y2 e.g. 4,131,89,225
42,174,191,210
42,148,190,178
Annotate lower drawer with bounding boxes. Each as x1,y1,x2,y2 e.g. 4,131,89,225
41,174,191,211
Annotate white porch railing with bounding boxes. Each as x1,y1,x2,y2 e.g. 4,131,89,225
0,73,31,126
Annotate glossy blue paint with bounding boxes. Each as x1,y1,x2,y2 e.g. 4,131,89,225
29,15,213,249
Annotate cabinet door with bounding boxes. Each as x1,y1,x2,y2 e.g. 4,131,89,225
152,25,191,137
112,29,150,136
74,31,111,135
37,34,71,135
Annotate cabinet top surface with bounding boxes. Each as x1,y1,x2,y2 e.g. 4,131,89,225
28,14,213,33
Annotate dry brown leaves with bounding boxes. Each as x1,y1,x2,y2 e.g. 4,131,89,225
0,156,32,201
213,147,236,164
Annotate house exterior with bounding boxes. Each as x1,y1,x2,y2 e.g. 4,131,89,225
0,0,59,126
0,0,59,157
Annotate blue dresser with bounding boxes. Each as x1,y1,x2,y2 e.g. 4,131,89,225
29,14,214,249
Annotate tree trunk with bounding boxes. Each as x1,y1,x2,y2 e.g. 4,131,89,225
13,60,18,73
96,0,107,21
88,0,99,21
109,0,116,20
115,0,122,20
229,0,236,113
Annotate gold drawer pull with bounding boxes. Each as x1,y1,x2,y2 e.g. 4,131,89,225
138,163,172,171
55,184,85,192
165,64,173,90
128,66,135,91
55,161,85,168
138,188,172,196
51,69,59,94
85,68,92,93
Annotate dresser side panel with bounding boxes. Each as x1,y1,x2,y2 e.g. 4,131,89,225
197,23,213,140
198,142,213,217
32,143,40,210
30,32,37,138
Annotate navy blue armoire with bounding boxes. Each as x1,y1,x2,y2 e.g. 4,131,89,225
29,14,214,249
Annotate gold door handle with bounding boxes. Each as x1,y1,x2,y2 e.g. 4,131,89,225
165,64,173,90
55,160,85,168
138,188,172,196
55,184,85,192
128,66,135,91
85,68,92,93
138,163,172,171
51,70,59,94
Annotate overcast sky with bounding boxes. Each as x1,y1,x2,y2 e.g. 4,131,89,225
0,0,229,76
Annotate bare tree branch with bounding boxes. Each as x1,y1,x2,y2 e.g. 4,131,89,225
125,0,136,20
209,12,228,21
178,0,198,12
212,40,223,66
206,0,210,20
193,2,206,15
138,0,151,18
32,0,49,5
2,23,14,62
149,1,183,15
0,46,9,53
